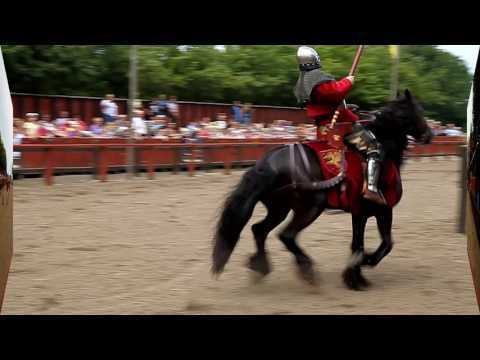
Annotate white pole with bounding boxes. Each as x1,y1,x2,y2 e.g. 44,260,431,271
127,45,138,177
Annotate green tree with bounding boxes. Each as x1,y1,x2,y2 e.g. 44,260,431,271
2,44,473,126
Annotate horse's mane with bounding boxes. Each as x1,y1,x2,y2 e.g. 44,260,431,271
365,98,412,169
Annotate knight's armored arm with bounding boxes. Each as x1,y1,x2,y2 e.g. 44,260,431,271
313,78,353,104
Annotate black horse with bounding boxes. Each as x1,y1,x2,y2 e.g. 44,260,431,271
212,90,432,290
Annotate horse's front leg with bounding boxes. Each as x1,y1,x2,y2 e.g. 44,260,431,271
343,213,370,290
363,207,393,267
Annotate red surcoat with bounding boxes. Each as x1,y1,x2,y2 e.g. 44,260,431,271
305,77,359,126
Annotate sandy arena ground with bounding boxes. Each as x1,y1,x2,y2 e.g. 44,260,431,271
3,157,479,314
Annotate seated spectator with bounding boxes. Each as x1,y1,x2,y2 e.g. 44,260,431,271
147,115,167,136
442,124,464,136
221,113,229,121
210,114,228,131
89,117,104,136
40,113,69,137
14,118,24,134
224,121,247,139
144,107,154,121
55,111,71,128
187,120,200,133
23,113,40,138
145,114,159,136
154,128,169,140
429,120,444,136
37,116,57,138
114,115,131,137
158,115,168,128
197,123,210,140
64,120,79,138
200,116,211,127
56,116,86,138
100,94,118,123
116,114,129,126
131,110,147,137
165,122,181,139
102,122,118,138
72,115,87,131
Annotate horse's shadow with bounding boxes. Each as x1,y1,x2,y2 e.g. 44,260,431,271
363,262,435,289
240,259,433,295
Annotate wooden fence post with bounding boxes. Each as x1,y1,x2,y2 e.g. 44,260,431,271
173,148,180,175
44,147,54,186
224,145,232,175
92,146,99,180
147,147,155,180
187,145,196,176
99,146,108,182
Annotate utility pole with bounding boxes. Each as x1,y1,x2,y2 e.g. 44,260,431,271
127,45,138,177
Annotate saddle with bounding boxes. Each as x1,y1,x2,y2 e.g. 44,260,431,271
290,117,402,214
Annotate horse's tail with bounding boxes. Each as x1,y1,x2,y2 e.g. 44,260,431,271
212,165,273,275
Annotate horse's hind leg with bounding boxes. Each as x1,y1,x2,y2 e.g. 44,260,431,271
278,204,324,285
248,202,290,277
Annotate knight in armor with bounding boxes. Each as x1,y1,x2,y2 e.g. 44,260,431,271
293,46,386,205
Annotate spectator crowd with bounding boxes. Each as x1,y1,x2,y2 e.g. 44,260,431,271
13,95,321,143
426,119,465,136
13,94,465,146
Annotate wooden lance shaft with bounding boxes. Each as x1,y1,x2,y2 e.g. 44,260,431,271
330,45,365,129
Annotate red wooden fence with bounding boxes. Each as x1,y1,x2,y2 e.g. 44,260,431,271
14,137,466,185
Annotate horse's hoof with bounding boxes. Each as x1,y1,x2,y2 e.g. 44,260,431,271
246,254,271,277
211,264,224,279
342,268,369,291
297,262,318,286
249,271,267,285
357,273,371,288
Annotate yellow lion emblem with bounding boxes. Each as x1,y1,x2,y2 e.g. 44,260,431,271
322,151,342,169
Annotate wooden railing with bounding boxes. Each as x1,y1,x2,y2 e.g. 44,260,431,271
13,137,466,185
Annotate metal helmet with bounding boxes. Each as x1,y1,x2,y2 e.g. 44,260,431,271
296,46,321,71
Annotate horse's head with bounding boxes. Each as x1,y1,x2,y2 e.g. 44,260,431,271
390,89,432,144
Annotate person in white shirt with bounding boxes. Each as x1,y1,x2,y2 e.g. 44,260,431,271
23,113,40,138
100,94,118,123
131,110,147,137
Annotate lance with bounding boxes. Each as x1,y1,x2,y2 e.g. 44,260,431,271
329,45,366,129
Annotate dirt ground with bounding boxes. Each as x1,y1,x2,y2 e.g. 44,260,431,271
3,157,479,314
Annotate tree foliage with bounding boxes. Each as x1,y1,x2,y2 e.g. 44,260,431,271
2,45,473,126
